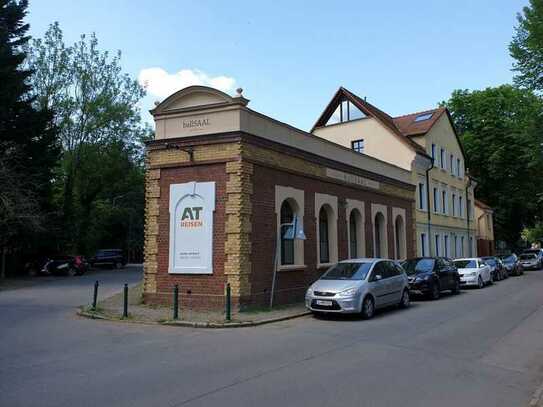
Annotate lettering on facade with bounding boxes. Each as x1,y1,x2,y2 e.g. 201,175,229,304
169,182,215,274
180,206,204,228
182,118,210,129
325,168,380,190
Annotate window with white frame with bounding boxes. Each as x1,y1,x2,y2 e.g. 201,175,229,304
418,181,427,211
444,235,449,257
461,236,465,256
420,233,427,257
456,158,461,177
459,196,463,217
450,154,454,175
435,234,440,256
433,187,439,213
454,235,458,257
440,148,445,169
442,189,447,215
452,193,456,216
431,144,436,161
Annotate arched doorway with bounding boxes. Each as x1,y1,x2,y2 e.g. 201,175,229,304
349,209,363,258
374,212,386,258
394,215,406,259
319,206,330,263
280,200,295,265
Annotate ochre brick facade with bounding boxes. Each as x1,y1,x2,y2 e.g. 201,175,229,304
143,135,416,311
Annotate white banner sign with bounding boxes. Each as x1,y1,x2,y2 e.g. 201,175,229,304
169,181,215,274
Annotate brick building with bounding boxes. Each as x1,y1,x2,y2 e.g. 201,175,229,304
143,86,417,310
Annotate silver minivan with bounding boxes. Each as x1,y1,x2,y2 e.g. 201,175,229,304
305,258,410,319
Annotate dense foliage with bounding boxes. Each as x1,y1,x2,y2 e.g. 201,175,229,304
23,22,150,261
510,0,543,92
442,85,543,247
0,0,59,276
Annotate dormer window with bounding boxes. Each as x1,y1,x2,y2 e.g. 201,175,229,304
414,112,433,122
326,100,366,125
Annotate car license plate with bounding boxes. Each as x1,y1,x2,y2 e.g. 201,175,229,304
315,300,332,306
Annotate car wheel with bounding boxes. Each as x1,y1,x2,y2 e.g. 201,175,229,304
477,276,484,289
452,279,460,295
399,289,410,309
361,296,375,319
429,283,440,300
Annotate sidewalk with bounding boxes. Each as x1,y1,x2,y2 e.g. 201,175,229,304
79,283,310,328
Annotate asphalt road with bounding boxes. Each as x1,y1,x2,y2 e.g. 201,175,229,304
2,266,543,407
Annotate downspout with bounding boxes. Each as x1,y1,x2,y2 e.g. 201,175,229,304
425,158,434,256
466,177,473,256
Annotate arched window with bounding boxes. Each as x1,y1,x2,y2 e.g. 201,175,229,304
394,215,406,259
374,212,386,258
319,207,330,264
348,208,364,259
349,211,358,258
280,200,294,265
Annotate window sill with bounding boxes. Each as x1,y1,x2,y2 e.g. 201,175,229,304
277,264,307,272
317,262,335,269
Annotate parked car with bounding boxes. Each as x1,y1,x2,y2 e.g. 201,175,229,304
519,252,542,270
481,256,507,281
305,258,410,319
498,254,524,276
521,249,543,270
401,257,461,300
41,255,89,276
89,249,126,269
453,258,493,288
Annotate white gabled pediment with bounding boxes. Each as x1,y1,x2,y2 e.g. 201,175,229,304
151,85,248,116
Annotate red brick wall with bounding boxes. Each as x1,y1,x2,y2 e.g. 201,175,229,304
143,163,228,310
247,164,415,308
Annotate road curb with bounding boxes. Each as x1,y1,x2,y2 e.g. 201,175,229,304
77,309,311,328
161,311,311,328
529,379,543,407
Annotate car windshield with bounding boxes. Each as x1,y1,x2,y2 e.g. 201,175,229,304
520,254,536,260
321,262,373,280
97,250,119,256
483,258,496,266
499,255,515,263
401,258,435,275
454,260,477,269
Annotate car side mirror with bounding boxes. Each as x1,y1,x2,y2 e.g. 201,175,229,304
374,274,382,281
479,264,485,268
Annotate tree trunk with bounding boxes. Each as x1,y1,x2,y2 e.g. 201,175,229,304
1,247,6,279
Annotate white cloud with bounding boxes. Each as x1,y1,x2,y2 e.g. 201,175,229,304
138,67,236,99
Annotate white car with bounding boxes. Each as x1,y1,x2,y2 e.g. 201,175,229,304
453,258,493,288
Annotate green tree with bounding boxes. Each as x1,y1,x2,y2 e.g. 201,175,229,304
26,23,146,253
510,0,543,92
0,0,59,276
442,85,543,247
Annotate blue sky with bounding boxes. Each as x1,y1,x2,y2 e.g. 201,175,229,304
27,0,527,131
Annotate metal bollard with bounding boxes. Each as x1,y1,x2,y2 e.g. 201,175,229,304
173,284,179,320
92,281,99,310
225,283,231,322
123,283,128,318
